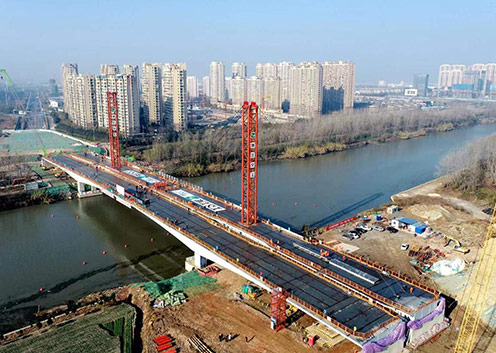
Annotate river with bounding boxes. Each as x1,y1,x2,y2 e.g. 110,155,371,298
1,123,495,333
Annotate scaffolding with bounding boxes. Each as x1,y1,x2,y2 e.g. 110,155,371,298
270,287,287,332
107,91,121,169
241,101,258,226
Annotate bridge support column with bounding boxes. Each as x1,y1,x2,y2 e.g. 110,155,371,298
194,252,208,268
77,181,86,195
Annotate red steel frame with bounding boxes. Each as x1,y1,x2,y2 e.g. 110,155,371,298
270,287,287,331
107,91,121,169
241,101,258,226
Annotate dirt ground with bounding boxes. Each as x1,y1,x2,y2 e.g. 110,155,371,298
130,269,360,353
317,177,495,352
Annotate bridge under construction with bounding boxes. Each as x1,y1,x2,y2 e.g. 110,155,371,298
42,151,447,352
40,98,447,353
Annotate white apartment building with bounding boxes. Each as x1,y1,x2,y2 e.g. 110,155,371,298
100,64,120,75
231,62,247,78
263,76,281,111
72,74,97,128
142,63,162,125
438,64,466,88
209,61,225,103
246,76,263,105
61,63,79,122
289,62,322,117
163,63,188,131
186,76,199,98
231,76,246,107
277,62,294,103
95,73,140,136
321,61,356,111
256,63,278,78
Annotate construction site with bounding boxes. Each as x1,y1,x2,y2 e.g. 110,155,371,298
1,96,495,353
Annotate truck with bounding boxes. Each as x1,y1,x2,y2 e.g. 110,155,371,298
242,284,262,299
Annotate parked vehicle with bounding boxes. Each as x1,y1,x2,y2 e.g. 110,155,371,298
354,227,366,234
343,232,358,240
373,225,385,232
356,223,371,231
386,226,398,233
401,243,409,251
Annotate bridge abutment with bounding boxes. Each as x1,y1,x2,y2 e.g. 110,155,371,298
77,181,101,198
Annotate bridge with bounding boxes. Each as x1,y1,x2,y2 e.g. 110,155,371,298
42,152,447,352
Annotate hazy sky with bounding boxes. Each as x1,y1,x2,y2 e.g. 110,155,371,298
1,0,495,84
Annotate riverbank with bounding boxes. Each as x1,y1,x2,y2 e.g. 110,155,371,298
137,103,496,177
0,267,352,353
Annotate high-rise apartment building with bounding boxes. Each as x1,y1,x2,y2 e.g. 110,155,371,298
246,76,263,105
209,62,225,103
61,63,79,120
438,63,496,97
263,76,281,111
289,62,322,117
438,64,466,88
162,63,188,131
231,62,247,78
413,73,429,96
277,62,295,103
256,63,277,78
95,73,140,136
122,65,139,77
321,61,355,112
186,76,199,98
231,76,246,107
141,63,162,125
72,74,97,128
100,64,120,75
202,76,209,97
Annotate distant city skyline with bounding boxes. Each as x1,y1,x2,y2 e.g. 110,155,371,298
2,0,495,84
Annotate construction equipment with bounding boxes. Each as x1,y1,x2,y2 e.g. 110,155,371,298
444,234,469,254
242,284,262,299
453,206,496,353
241,101,258,226
0,69,13,86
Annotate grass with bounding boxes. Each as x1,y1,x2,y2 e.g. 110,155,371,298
0,304,135,353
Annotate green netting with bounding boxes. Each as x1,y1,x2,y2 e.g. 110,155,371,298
42,184,75,196
140,271,217,300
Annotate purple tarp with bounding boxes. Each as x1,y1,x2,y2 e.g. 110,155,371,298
407,297,445,330
362,322,406,353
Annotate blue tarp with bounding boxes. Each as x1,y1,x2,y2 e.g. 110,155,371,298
398,217,417,225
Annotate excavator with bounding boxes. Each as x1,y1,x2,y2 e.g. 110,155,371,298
443,234,470,254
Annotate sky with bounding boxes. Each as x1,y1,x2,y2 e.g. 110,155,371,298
1,0,495,84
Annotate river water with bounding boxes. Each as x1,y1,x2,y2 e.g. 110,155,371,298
1,123,495,333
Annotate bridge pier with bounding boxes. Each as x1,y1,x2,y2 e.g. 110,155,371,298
194,252,208,268
77,181,101,198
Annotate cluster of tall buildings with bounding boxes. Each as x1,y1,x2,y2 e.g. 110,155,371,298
187,61,355,117
61,62,188,136
438,63,496,98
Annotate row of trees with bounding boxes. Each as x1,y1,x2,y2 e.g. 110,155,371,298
138,103,496,177
437,132,496,195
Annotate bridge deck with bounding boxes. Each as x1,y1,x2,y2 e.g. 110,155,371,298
51,154,393,336
78,153,435,312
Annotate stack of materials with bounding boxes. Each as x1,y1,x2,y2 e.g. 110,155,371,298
152,291,188,307
153,334,176,353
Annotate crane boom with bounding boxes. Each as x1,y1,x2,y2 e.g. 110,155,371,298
453,206,496,353
0,69,14,86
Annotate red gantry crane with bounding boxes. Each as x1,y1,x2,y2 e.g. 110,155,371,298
241,101,259,226
107,91,121,169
